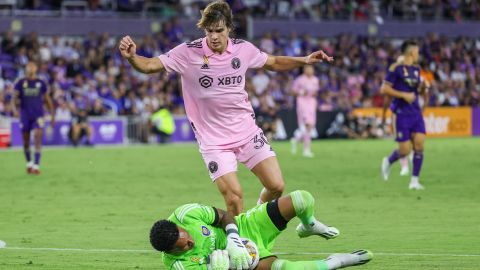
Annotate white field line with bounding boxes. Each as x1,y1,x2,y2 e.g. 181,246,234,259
3,247,480,257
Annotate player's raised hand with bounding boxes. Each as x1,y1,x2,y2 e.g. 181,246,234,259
119,35,137,59
306,50,334,64
402,92,416,104
207,250,229,270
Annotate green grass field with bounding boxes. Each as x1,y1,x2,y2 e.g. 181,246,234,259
1,138,479,269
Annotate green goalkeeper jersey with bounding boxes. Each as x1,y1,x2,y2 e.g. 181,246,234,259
163,204,227,270
162,203,281,270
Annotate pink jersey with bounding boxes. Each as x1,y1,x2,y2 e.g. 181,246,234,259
292,74,320,125
292,74,319,109
158,38,268,150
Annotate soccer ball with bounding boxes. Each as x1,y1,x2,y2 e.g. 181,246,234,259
240,238,259,270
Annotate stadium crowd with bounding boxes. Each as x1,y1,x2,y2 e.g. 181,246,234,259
5,0,480,22
2,29,479,112
1,23,480,139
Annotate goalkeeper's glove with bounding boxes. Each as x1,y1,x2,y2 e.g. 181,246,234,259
207,250,229,270
225,224,252,270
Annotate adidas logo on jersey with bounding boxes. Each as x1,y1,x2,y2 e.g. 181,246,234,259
201,55,209,69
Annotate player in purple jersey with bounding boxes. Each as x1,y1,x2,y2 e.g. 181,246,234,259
119,1,334,215
380,41,430,190
13,62,55,175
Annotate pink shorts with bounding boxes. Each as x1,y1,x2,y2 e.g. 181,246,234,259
201,129,276,181
297,106,317,126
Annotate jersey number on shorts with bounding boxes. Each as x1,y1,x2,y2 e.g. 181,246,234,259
252,132,269,149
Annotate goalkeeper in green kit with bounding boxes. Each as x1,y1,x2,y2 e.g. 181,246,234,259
150,190,373,270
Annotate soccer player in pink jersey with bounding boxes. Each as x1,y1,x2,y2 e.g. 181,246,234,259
119,0,333,215
290,65,319,158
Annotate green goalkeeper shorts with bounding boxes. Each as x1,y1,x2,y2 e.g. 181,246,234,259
236,202,282,259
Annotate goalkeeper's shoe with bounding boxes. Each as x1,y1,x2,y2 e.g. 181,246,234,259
326,250,373,268
296,221,339,240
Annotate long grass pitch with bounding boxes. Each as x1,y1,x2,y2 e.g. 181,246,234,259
1,138,479,269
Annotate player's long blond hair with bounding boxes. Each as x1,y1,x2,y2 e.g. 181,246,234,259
197,0,234,30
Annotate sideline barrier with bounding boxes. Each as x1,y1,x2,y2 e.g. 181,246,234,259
352,107,474,138
10,118,126,146
473,108,480,136
7,116,196,147
5,108,479,147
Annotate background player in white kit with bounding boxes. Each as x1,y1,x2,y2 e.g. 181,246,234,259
119,0,333,215
290,65,320,158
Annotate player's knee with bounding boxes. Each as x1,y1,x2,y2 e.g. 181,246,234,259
266,180,284,195
413,149,424,155
222,188,242,203
414,143,424,152
290,190,314,214
399,148,411,157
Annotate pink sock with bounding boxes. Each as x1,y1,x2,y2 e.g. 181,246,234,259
400,157,408,168
303,132,311,152
257,198,264,205
294,130,302,141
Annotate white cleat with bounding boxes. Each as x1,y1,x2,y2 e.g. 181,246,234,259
326,249,373,268
290,138,297,154
381,157,391,181
400,166,409,176
303,150,314,158
296,222,339,240
409,182,425,190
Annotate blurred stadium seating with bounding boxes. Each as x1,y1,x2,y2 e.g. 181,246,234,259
1,0,480,145
1,1,480,21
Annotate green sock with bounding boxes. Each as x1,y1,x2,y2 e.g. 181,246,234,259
290,190,316,226
272,259,329,270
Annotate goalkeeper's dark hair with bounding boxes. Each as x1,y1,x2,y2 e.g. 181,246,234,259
197,0,234,30
401,40,418,54
150,220,179,252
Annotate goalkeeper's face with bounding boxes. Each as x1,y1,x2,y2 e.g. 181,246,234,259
169,227,195,255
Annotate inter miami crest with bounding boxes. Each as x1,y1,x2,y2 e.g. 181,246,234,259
208,161,218,173
231,57,241,70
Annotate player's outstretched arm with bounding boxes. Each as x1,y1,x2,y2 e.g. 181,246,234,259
263,50,334,72
119,35,164,74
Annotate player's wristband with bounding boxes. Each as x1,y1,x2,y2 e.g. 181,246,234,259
226,224,239,238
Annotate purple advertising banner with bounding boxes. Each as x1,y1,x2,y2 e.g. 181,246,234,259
473,108,480,136
170,117,196,142
10,119,124,146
